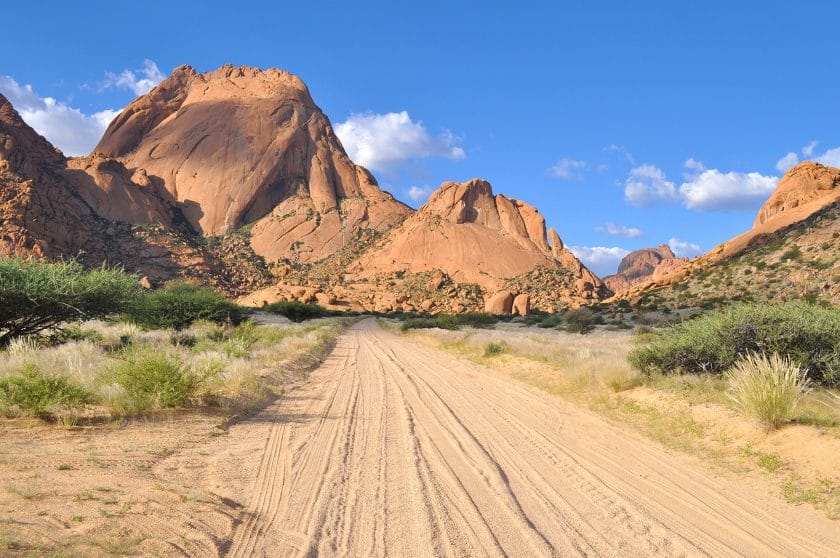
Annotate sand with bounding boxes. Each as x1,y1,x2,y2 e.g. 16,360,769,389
2,318,839,556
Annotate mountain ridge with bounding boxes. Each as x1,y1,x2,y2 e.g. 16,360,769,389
0,64,606,312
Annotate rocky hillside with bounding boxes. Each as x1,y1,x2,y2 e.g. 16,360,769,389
0,92,273,294
619,162,840,310
242,179,608,313
1,64,607,312
602,245,687,293
95,64,411,264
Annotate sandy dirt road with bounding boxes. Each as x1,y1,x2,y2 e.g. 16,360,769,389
224,319,840,557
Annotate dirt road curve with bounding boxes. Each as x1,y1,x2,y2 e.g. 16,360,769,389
226,319,840,557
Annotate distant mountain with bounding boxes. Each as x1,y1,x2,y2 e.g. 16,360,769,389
619,162,840,309
602,244,687,294
1,64,606,312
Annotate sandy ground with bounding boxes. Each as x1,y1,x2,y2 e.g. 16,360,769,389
2,319,840,556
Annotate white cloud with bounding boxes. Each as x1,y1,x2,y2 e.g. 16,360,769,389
775,140,840,171
776,152,799,173
683,158,707,180
604,144,636,164
335,111,465,172
549,158,586,180
102,59,164,95
815,146,840,167
623,164,678,206
406,185,432,203
569,245,631,277
0,76,119,156
684,157,706,172
623,163,777,212
595,221,643,238
668,237,703,258
679,169,778,211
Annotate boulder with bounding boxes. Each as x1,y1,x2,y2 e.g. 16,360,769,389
512,293,530,316
484,290,514,314
429,271,446,290
315,292,336,305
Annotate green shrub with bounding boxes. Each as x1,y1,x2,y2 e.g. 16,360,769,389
629,302,840,387
169,332,198,348
781,245,802,262
400,314,460,331
125,282,246,330
483,341,507,357
0,257,141,344
564,307,597,334
535,314,564,328
0,364,90,418
726,353,810,430
108,349,196,412
455,312,499,329
263,301,329,322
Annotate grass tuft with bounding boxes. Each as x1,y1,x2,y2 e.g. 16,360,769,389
483,341,507,357
726,352,810,430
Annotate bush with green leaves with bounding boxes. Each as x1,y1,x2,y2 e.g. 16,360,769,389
455,312,500,329
263,301,330,322
726,352,810,430
484,341,508,357
400,314,460,331
124,282,246,330
107,348,196,412
0,257,141,345
564,307,597,334
0,363,90,418
629,302,840,387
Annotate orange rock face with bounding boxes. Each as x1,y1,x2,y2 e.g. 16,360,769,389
0,93,112,259
1,65,610,309
94,64,411,263
755,162,840,228
603,245,687,294
350,179,602,294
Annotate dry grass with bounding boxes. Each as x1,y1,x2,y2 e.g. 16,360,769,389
727,353,810,430
0,316,350,420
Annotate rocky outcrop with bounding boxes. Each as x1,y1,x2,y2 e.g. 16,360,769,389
615,161,840,305
485,291,514,314
0,93,273,294
755,162,840,228
348,179,605,299
603,245,687,293
0,93,119,260
1,65,610,311
94,64,411,263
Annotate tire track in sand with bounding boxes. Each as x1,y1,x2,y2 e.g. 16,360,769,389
225,319,840,557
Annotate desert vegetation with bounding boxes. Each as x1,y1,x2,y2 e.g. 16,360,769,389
631,200,840,312
0,257,349,422
0,258,140,345
263,300,333,322
628,301,840,388
399,312,501,331
726,352,810,430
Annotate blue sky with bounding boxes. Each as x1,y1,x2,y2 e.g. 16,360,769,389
3,1,839,276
